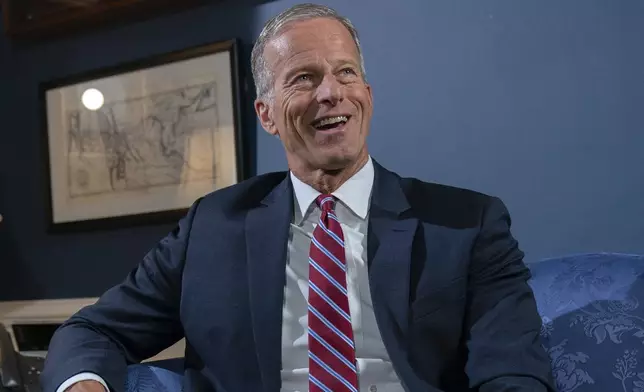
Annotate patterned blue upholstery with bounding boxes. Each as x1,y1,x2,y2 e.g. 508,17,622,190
529,253,644,392
124,252,644,392
124,364,183,392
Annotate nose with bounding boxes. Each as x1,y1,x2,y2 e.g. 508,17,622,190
315,74,343,106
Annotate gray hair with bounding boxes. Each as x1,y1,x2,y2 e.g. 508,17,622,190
250,3,366,99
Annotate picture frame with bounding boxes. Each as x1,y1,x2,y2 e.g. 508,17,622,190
40,39,246,232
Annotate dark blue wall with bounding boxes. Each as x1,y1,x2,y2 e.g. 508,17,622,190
1,0,643,300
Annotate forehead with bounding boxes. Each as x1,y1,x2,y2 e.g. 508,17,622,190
264,17,360,71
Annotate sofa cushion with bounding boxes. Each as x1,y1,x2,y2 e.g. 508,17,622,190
125,364,183,392
528,253,644,392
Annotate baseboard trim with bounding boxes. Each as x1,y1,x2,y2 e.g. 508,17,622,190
0,298,184,362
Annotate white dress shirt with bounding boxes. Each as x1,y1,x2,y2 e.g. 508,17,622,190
59,157,403,392
281,157,402,392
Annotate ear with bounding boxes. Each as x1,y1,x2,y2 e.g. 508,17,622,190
255,98,278,136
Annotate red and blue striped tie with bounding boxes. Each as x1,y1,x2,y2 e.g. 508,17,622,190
308,195,359,392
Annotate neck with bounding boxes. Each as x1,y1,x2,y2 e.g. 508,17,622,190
290,152,369,194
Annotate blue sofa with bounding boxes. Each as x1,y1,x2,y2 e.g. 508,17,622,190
125,252,644,392
529,252,644,392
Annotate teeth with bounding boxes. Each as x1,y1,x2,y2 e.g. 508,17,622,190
314,116,348,127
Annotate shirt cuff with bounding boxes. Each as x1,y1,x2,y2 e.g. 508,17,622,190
56,372,109,392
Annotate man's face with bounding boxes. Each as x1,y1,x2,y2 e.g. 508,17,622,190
255,17,373,172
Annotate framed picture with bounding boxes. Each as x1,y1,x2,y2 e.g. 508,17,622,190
40,39,246,232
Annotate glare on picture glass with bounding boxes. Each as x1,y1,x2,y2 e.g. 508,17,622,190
81,88,104,110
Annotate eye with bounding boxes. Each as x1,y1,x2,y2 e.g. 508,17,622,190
296,73,313,82
341,67,357,76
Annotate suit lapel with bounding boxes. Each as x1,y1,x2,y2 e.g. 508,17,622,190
245,176,293,392
368,161,417,342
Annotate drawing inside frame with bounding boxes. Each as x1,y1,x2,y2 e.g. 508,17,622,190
41,39,245,231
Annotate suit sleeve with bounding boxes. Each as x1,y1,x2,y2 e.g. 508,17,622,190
464,197,555,392
41,199,201,392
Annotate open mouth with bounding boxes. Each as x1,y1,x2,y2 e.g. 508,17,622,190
311,115,350,131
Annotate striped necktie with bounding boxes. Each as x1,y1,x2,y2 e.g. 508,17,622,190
308,195,359,392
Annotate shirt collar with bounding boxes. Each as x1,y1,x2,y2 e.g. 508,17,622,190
290,156,374,224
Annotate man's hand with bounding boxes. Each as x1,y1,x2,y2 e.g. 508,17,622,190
64,381,107,392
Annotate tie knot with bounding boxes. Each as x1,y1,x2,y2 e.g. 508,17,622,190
316,195,336,212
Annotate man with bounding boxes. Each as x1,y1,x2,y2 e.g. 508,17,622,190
42,3,555,392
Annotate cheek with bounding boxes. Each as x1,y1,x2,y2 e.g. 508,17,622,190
348,86,372,113
284,94,312,128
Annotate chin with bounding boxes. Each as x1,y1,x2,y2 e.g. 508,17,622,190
315,152,358,171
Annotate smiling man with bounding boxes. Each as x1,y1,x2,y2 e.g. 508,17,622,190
42,3,555,392
254,14,373,195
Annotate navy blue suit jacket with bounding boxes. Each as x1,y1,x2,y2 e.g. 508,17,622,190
42,161,555,391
